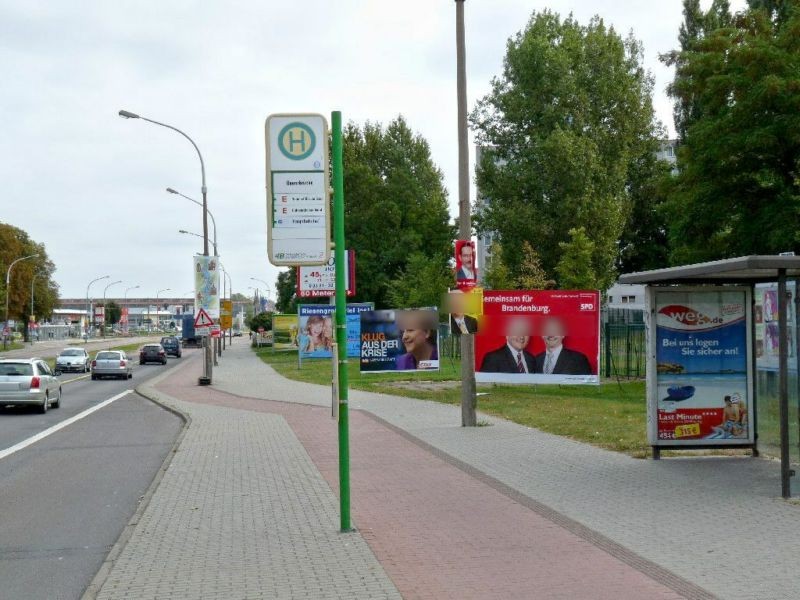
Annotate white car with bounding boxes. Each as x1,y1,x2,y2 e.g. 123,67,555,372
0,358,61,413
55,347,91,373
91,351,133,380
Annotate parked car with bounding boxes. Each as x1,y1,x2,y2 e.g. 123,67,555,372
55,347,91,373
139,344,167,365
0,358,61,413
91,351,133,380
233,330,243,337
160,336,182,358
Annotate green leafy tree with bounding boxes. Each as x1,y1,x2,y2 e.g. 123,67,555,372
0,222,59,337
104,301,121,325
471,10,661,290
663,5,800,262
482,243,515,290
516,241,553,290
247,311,273,332
343,116,454,308
556,227,601,289
386,252,452,310
616,150,673,273
275,269,297,314
661,1,733,141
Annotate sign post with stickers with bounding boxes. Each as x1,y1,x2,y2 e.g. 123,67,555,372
265,114,330,266
265,111,351,532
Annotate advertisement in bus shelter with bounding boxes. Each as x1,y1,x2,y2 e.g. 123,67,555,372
754,282,796,372
272,314,299,351
474,290,600,385
298,303,373,359
360,308,439,373
650,287,753,445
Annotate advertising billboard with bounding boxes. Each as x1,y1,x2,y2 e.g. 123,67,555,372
359,308,439,373
193,255,220,319
754,282,796,372
474,290,600,385
297,250,356,298
298,303,373,359
649,287,753,445
273,314,299,351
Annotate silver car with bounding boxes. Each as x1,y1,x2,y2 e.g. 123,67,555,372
91,351,133,380
55,347,91,373
0,358,62,413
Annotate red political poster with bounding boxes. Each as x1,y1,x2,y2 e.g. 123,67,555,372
454,240,477,290
475,290,600,385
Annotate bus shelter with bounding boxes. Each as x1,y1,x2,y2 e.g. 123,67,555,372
620,255,800,498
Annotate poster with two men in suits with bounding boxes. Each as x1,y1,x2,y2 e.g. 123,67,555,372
474,290,600,385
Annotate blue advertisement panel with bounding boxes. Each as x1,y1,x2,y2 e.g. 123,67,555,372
298,303,373,359
652,288,753,445
360,308,439,373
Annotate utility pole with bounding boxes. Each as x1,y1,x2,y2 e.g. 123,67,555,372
456,0,477,426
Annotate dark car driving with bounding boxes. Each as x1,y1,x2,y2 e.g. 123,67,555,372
139,344,167,365
160,336,182,358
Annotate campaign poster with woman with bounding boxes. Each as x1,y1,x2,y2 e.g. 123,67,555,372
360,308,439,372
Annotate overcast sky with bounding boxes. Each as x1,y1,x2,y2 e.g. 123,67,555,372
1,0,746,301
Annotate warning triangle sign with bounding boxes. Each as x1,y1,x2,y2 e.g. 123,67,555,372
194,308,215,328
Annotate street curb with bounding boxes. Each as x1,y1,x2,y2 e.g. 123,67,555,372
80,357,196,600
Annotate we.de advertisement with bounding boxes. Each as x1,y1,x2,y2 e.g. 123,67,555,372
475,290,600,385
652,288,752,445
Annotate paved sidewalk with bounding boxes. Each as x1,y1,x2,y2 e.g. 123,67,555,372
92,359,400,600
209,342,800,600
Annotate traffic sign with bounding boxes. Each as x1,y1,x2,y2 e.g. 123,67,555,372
265,113,331,267
220,299,232,330
194,308,214,328
211,328,221,338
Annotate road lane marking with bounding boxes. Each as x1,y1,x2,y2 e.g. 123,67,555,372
0,390,133,461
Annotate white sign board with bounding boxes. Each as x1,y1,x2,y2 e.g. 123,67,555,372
265,113,330,266
297,250,354,298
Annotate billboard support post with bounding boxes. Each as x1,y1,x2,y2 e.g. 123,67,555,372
778,271,791,498
332,110,351,532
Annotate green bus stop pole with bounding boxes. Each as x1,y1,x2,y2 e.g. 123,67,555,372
331,110,351,531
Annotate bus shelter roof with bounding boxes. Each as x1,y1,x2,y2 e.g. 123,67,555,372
619,255,800,285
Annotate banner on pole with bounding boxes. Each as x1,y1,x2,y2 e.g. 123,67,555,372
194,255,220,319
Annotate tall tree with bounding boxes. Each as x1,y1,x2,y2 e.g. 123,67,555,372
556,227,600,289
103,301,121,326
471,11,661,291
0,222,59,333
664,4,800,262
661,1,733,141
343,116,454,309
274,268,297,314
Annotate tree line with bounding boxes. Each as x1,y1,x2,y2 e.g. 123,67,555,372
270,2,800,312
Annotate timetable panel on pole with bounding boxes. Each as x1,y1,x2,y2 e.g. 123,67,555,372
265,114,331,266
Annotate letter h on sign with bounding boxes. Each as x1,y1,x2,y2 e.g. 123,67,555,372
289,129,308,153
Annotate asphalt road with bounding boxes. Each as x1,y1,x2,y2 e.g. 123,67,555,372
0,335,164,360
0,351,189,600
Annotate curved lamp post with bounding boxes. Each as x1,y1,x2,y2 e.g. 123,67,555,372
168,188,217,256
4,253,39,348
101,280,122,335
85,274,110,340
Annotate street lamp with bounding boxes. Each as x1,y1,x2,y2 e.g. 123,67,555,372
85,274,110,340
124,285,140,333
102,280,122,336
152,288,171,332
178,229,218,256
119,110,209,256
120,108,212,384
168,188,218,256
3,253,38,348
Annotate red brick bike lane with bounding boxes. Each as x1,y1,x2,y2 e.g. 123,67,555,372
155,361,698,600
